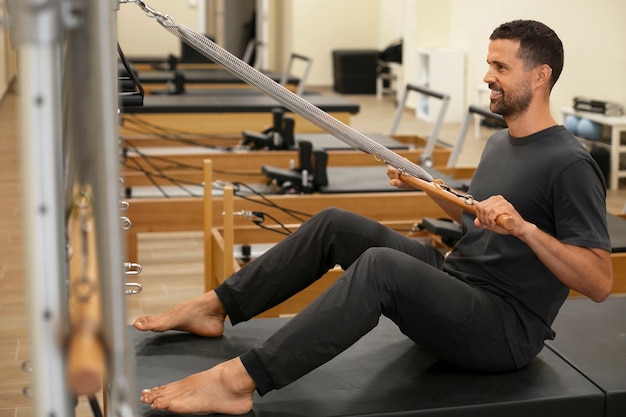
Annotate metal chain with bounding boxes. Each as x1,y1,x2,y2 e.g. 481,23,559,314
432,179,475,206
120,0,175,26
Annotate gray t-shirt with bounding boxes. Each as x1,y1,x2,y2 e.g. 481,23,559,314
443,125,611,367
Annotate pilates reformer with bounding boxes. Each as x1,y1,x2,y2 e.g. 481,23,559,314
118,84,473,195
238,83,455,152
545,296,626,417
144,172,626,417
120,92,360,115
127,67,296,95
126,36,263,72
260,103,503,194
132,317,609,417
128,61,293,86
119,143,436,198
131,296,626,417
245,83,452,151
123,160,454,262
119,103,449,196
145,53,314,97
118,92,361,136
117,98,449,193
125,51,311,96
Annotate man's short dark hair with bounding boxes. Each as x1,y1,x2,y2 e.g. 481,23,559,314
490,20,564,90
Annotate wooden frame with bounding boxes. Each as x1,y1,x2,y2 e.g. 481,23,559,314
124,185,448,263
123,149,474,263
120,135,459,188
119,110,354,136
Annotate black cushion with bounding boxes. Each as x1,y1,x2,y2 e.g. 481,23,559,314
122,94,359,114
546,296,626,417
133,316,604,416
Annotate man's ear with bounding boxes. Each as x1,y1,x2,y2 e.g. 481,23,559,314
536,64,553,85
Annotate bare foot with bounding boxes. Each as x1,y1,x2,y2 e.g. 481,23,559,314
133,291,226,337
140,357,255,415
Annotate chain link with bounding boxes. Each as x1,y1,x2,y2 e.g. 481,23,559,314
121,0,175,25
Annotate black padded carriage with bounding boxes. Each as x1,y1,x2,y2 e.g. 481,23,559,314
133,315,607,417
120,94,360,114
545,296,626,417
135,68,297,86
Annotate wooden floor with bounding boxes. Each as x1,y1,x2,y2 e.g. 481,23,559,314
1,84,625,417
0,86,31,417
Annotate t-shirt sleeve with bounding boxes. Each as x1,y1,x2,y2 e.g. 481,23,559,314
552,158,611,251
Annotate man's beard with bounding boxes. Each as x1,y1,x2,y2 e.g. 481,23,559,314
489,81,532,118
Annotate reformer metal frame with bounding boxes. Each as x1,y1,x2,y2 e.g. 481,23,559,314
279,52,313,96
9,0,137,415
389,86,505,170
389,83,450,165
446,104,504,168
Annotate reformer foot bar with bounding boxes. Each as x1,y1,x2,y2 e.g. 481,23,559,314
124,0,514,230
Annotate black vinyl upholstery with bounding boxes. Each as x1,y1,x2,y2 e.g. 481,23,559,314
133,314,607,417
546,296,626,417
121,94,359,114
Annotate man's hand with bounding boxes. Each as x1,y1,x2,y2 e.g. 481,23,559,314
473,195,525,235
387,164,465,222
474,194,612,301
386,165,417,190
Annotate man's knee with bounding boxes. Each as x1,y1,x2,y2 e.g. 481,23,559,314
356,247,435,288
307,207,357,232
313,207,350,223
355,247,403,281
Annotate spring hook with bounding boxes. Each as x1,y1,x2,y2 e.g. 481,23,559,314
125,282,143,295
123,262,142,275
120,216,132,230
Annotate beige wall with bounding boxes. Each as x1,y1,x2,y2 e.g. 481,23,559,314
275,0,382,85
117,0,200,58
115,0,626,113
287,0,626,114
448,0,626,118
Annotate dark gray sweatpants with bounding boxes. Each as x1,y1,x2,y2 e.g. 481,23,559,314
214,207,516,395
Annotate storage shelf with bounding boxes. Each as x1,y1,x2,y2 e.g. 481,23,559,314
416,48,465,123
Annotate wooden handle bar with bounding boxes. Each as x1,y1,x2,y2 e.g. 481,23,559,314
66,189,105,396
66,329,105,395
404,176,515,231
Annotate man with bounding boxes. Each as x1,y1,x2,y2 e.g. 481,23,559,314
135,20,612,415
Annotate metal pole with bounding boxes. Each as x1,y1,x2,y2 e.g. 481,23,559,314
11,0,138,414
65,0,137,414
90,1,138,415
8,0,72,415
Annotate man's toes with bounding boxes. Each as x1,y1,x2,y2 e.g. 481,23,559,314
151,398,167,410
139,390,150,402
133,317,150,330
135,317,163,332
140,387,161,403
